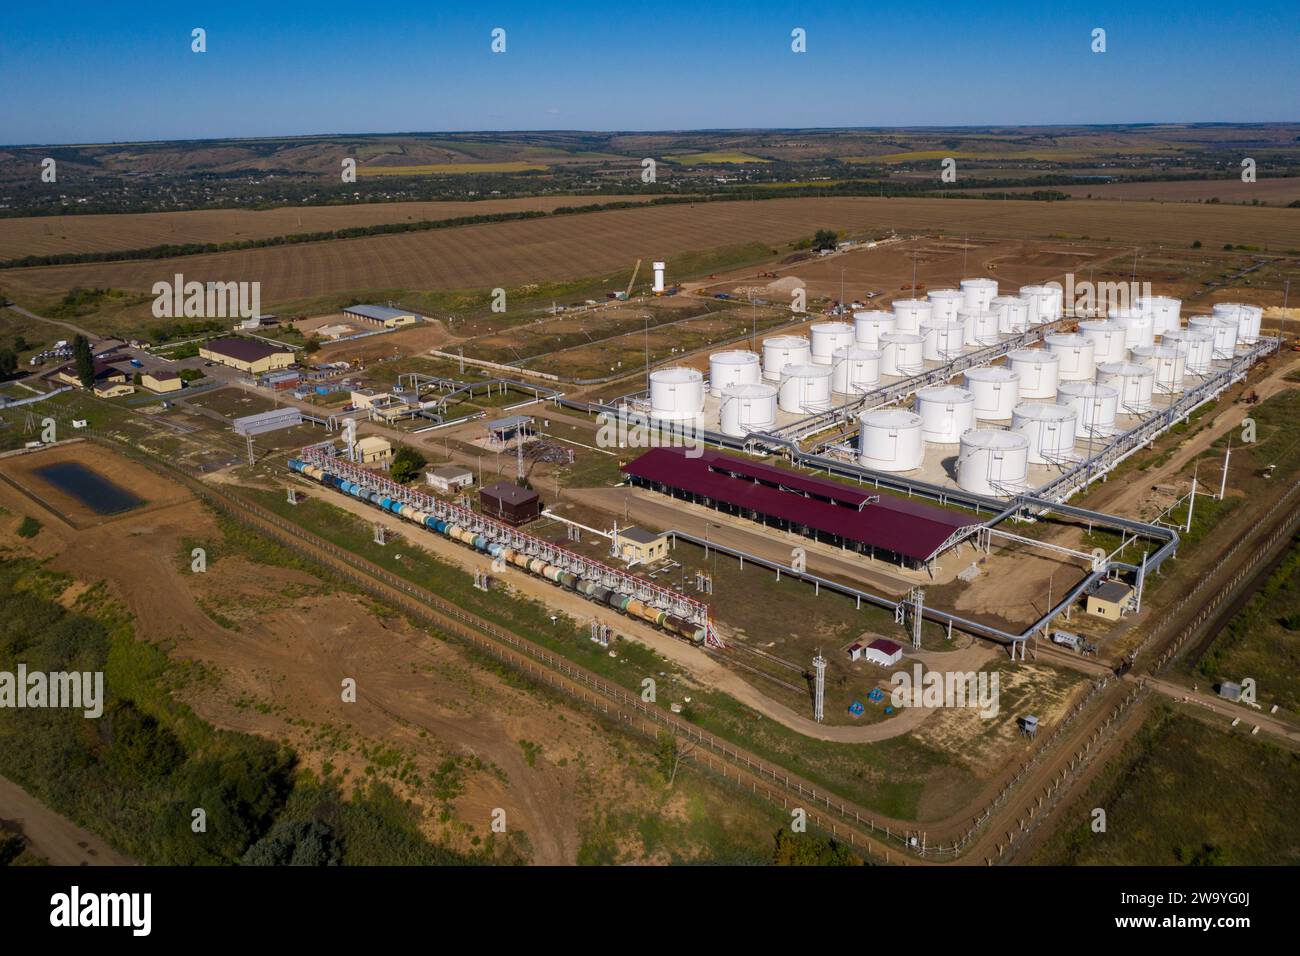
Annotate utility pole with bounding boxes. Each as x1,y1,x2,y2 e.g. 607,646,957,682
812,652,827,724
1219,435,1231,500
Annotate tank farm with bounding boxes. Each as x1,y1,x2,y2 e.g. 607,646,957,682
288,446,721,648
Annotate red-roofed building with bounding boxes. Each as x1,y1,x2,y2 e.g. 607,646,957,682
621,447,981,569
862,639,903,666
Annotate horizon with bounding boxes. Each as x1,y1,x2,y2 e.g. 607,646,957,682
2,0,1297,144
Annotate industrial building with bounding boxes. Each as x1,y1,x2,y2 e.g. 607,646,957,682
1086,581,1134,620
480,481,541,525
427,464,474,494
861,638,904,667
200,337,295,375
356,435,393,464
621,447,981,568
614,526,669,565
142,370,183,393
341,304,421,329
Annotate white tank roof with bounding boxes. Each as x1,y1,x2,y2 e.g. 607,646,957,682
764,334,809,347
1013,402,1075,422
966,365,1019,383
1008,348,1060,365
962,429,1029,451
650,366,702,384
1058,381,1119,399
710,349,759,364
860,408,922,428
916,385,975,404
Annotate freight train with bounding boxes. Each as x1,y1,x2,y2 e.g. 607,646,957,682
287,458,706,645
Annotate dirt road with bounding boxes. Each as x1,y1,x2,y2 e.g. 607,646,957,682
0,775,136,866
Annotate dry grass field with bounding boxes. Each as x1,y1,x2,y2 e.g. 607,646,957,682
0,194,655,260
997,177,1300,204
4,198,1298,319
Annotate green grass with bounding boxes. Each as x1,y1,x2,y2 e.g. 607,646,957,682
1033,704,1300,865
15,516,41,538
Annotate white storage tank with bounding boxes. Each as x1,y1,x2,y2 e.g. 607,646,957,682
1007,348,1061,399
708,350,761,397
927,289,963,322
1215,302,1262,345
921,318,966,361
958,430,1030,497
892,299,932,334
914,386,976,444
858,409,924,472
762,335,811,381
1188,315,1238,359
719,383,778,437
1020,285,1055,325
649,367,705,421
1057,381,1119,435
1013,403,1078,464
960,278,998,312
1131,344,1187,395
1097,361,1156,414
1161,328,1215,374
830,346,882,394
1137,296,1182,336
964,366,1021,421
1044,284,1064,321
778,363,832,413
853,310,895,347
958,307,1000,347
1110,308,1155,350
1078,319,1129,365
992,295,1030,334
1046,333,1096,381
879,332,925,376
809,321,855,365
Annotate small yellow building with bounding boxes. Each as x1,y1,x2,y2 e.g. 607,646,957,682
1086,581,1134,621
93,382,135,399
142,371,183,393
356,435,393,465
616,526,669,565
199,337,295,375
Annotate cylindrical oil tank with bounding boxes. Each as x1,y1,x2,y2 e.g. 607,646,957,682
891,299,932,334
1214,302,1261,344
1078,319,1129,366
778,363,833,413
719,383,778,437
1046,333,1096,381
809,322,855,364
1020,285,1054,325
920,318,965,361
1012,403,1078,464
927,289,963,322
648,367,705,421
1131,344,1186,394
914,386,976,444
1110,309,1155,350
1056,381,1119,435
762,335,812,380
830,346,882,394
960,278,999,313
1137,296,1182,336
1097,361,1155,413
1044,284,1064,321
853,310,895,347
958,429,1030,497
708,350,760,397
959,308,1000,346
1188,315,1238,359
1007,348,1060,398
992,295,1030,334
1161,328,1214,374
879,332,924,376
858,409,925,472
964,366,1020,421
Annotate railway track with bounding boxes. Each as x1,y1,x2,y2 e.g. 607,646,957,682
95,437,945,862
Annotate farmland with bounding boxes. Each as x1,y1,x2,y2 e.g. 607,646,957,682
4,197,1299,329
357,162,550,177
0,194,658,261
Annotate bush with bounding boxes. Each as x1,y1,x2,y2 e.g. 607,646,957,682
16,516,41,538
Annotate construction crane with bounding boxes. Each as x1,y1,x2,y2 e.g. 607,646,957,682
624,258,642,300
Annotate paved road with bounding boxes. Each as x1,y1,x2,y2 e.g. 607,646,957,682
0,775,135,866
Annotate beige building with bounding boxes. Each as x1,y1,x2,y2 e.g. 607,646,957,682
615,526,669,565
356,435,393,465
342,304,420,329
142,370,183,393
427,465,474,493
1086,581,1134,621
93,382,135,399
199,337,295,375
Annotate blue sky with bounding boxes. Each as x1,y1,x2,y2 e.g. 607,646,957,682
1,1,1296,144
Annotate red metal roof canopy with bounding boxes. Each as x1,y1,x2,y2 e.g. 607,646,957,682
622,448,980,562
